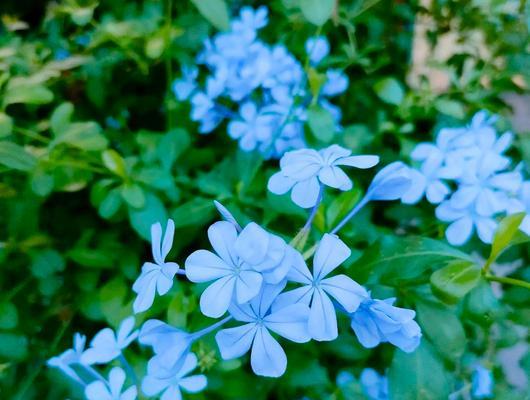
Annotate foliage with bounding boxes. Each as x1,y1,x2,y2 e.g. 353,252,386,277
0,0,529,399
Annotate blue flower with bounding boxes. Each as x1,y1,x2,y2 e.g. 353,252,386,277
305,36,330,65
215,283,311,377
138,319,193,379
213,200,242,231
231,6,268,41
436,200,498,245
365,161,413,201
321,69,349,97
142,352,207,400
350,297,421,353
227,102,274,152
81,317,138,365
172,66,198,101
190,90,224,134
85,367,137,400
274,234,367,341
268,144,379,208
47,333,88,384
507,181,530,235
185,221,264,318
133,219,180,313
402,156,451,204
471,365,494,399
360,368,389,400
235,222,297,284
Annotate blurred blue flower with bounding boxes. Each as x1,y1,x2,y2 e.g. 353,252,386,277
54,49,70,61
231,5,268,41
235,222,296,284
138,320,193,379
268,144,379,208
435,201,498,245
85,367,137,400
471,365,494,399
507,181,530,235
274,234,367,341
227,102,274,152
81,317,138,365
133,219,180,314
402,155,451,204
350,297,421,353
185,221,264,318
215,283,311,377
321,69,349,97
360,368,389,400
48,333,88,384
305,36,330,65
142,352,207,400
365,161,412,201
172,66,198,101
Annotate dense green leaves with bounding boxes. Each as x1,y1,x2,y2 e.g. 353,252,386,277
0,142,37,171
307,104,335,143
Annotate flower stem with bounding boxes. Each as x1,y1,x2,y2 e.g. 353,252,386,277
191,316,233,340
330,195,369,235
485,275,530,290
83,364,107,383
119,354,139,388
302,184,324,231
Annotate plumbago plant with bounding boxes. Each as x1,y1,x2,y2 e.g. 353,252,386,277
49,144,426,399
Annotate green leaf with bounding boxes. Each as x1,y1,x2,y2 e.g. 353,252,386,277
307,104,335,143
434,99,465,119
0,113,13,137
70,6,95,26
98,188,123,219
0,333,28,360
171,198,216,229
128,192,168,240
299,0,335,26
388,342,451,399
54,122,108,151
351,236,473,286
488,213,526,264
430,260,481,304
374,77,405,105
120,183,146,209
50,102,74,136
464,280,502,326
30,249,65,278
102,149,127,178
416,301,466,360
0,142,37,171
0,301,18,330
157,128,191,171
191,0,230,31
99,278,131,326
3,84,53,106
30,169,54,197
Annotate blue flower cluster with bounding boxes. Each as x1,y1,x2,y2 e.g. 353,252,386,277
49,143,422,398
401,111,529,246
173,6,349,158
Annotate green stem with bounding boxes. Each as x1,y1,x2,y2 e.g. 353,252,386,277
43,159,107,174
14,127,50,143
485,275,530,290
165,0,175,131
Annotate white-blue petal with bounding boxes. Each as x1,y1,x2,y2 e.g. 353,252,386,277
250,327,287,377
215,323,257,360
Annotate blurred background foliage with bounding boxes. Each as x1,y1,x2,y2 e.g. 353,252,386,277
0,0,529,398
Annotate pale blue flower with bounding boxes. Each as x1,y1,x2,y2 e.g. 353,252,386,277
172,66,198,101
321,69,349,97
81,317,138,365
185,221,263,318
268,144,379,208
142,353,207,400
231,5,268,41
305,36,330,65
402,156,451,204
274,234,367,341
213,200,242,231
366,161,413,201
133,219,180,313
262,44,304,90
507,181,530,235
85,367,137,400
215,283,311,377
48,333,88,384
436,200,498,245
227,102,274,152
190,80,224,134
472,365,494,399
350,297,421,353
138,319,193,379
235,222,297,284
360,368,389,400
